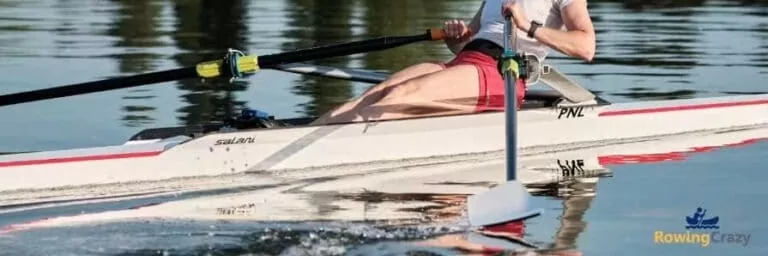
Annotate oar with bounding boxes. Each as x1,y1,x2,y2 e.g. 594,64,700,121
465,15,541,228
0,28,453,107
274,63,389,84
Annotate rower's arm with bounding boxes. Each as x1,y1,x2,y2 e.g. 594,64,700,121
524,0,596,61
445,2,483,54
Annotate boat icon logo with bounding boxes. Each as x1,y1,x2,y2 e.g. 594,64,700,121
685,207,719,229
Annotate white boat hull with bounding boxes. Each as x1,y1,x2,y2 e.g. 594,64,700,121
1,94,767,192
3,122,766,233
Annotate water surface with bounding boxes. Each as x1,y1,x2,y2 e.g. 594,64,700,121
0,0,767,255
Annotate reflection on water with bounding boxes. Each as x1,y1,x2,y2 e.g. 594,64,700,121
108,0,164,127
0,167,605,256
610,88,699,100
357,0,456,71
1,0,768,253
281,0,355,118
532,178,598,252
2,128,768,255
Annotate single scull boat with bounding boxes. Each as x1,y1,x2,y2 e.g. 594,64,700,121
1,67,766,192
4,125,766,233
0,26,766,194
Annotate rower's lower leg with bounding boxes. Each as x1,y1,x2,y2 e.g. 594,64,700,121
312,63,444,125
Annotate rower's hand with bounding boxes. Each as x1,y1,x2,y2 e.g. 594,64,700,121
501,0,530,31
443,19,470,40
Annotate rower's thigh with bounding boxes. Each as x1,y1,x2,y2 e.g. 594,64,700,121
371,63,445,92
381,64,480,106
347,62,445,106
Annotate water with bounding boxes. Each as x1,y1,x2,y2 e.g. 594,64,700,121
0,0,767,255
1,130,766,255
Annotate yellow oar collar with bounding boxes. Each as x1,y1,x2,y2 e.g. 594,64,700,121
195,49,260,79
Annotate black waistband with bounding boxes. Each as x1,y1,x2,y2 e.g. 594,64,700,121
461,39,503,59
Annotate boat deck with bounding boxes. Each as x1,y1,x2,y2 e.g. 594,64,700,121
127,89,610,141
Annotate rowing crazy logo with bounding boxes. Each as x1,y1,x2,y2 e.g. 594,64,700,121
214,136,257,146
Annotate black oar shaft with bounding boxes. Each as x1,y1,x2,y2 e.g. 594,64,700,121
0,29,446,107
0,67,196,107
259,32,435,66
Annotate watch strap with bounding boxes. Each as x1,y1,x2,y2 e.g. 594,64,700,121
528,20,542,38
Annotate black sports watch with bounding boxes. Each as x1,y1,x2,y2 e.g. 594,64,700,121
528,20,542,38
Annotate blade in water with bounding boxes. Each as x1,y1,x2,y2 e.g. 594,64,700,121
466,180,542,227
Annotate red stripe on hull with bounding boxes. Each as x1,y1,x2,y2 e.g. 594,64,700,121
599,99,768,117
0,151,162,168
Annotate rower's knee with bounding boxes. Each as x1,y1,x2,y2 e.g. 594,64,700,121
379,81,421,104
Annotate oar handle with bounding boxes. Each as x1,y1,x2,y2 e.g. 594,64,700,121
428,28,474,41
429,28,448,40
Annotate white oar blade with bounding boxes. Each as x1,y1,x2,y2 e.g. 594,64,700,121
467,180,542,227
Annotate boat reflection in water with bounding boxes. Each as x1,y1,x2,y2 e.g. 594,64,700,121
1,127,767,255
392,127,768,255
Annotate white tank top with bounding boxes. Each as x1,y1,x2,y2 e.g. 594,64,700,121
472,0,574,60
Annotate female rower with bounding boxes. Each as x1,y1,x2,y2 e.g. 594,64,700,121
313,0,596,125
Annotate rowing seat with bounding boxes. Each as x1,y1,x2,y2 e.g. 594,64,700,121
520,89,568,109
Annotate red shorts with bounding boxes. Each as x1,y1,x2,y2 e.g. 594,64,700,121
443,50,526,112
